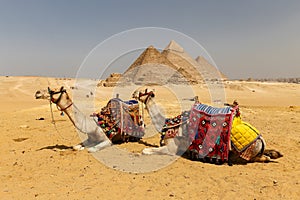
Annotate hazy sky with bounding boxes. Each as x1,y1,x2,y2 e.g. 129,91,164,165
0,0,299,79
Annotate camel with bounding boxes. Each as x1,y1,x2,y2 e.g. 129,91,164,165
41,86,112,152
132,88,283,164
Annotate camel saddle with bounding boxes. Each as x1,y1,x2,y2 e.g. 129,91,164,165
95,98,145,143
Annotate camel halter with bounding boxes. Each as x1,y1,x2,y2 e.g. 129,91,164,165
138,90,155,105
48,87,73,112
47,86,77,141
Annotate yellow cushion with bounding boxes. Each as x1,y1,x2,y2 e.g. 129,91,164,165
231,116,260,151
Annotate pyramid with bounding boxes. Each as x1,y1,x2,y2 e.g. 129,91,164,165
195,56,227,80
125,45,178,72
100,73,122,87
162,40,204,84
120,45,184,86
164,40,184,53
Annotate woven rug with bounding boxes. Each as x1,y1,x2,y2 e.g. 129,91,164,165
188,104,234,162
160,111,190,140
95,98,145,143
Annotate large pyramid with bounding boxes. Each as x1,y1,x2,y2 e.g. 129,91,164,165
162,40,204,84
125,45,178,72
122,45,188,85
195,56,227,80
162,40,227,82
164,40,184,53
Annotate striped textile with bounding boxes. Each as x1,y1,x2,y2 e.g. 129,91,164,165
194,103,232,115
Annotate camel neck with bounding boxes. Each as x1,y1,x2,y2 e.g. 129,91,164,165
58,103,107,142
145,98,166,132
58,103,78,129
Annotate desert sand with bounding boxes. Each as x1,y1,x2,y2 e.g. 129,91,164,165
0,76,299,199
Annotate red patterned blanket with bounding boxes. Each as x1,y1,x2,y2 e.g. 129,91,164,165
188,104,235,163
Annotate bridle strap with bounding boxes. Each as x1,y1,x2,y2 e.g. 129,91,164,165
139,91,154,105
56,102,73,112
47,87,77,141
49,87,66,104
48,87,73,111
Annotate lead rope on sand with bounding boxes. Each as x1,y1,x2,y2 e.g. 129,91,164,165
47,78,77,142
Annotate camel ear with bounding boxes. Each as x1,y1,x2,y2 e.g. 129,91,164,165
145,88,148,93
48,87,51,93
233,100,238,105
60,86,64,91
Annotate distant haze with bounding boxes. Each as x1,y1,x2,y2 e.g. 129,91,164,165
0,0,299,79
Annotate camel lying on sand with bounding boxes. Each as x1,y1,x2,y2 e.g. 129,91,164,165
36,87,111,152
132,89,283,164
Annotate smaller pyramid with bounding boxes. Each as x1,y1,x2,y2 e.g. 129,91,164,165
100,73,122,87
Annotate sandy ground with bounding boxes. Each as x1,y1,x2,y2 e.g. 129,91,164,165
0,76,299,200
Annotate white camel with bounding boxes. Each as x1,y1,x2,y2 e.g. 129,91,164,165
132,88,283,164
44,86,111,152
132,89,190,156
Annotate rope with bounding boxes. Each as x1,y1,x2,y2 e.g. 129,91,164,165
47,79,77,142
49,99,75,141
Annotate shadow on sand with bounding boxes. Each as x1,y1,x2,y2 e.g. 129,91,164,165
137,140,160,148
180,150,281,166
37,144,73,151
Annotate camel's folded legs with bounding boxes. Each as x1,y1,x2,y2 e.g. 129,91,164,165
73,138,111,151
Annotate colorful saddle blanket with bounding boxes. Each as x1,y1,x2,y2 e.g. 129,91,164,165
188,104,234,162
160,103,261,163
94,98,145,143
161,111,190,139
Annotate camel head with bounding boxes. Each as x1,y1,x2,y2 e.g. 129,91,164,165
48,86,73,110
224,100,239,107
132,88,155,104
35,89,50,100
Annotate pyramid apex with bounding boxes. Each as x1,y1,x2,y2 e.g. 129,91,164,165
164,40,184,53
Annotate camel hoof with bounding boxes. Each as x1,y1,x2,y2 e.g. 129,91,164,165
87,140,111,153
73,144,84,151
264,155,271,162
142,148,153,155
